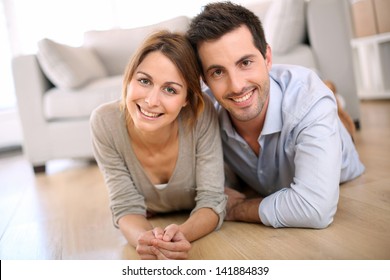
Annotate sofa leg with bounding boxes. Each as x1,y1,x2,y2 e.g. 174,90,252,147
33,164,46,174
354,120,361,131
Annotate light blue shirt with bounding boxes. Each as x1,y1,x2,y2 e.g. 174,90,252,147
217,65,365,229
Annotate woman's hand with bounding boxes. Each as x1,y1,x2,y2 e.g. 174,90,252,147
135,229,157,260
118,214,191,259
151,224,192,260
135,227,164,260
136,224,191,260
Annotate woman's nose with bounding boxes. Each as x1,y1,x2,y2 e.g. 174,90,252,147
145,87,160,106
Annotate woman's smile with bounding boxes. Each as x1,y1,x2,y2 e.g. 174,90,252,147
137,104,163,119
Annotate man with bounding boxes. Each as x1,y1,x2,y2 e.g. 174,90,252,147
187,2,365,229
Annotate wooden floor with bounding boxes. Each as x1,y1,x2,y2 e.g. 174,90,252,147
0,100,389,260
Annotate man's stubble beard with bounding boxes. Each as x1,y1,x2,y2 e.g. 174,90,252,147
227,79,270,123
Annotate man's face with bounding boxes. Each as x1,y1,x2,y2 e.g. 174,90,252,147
198,25,272,123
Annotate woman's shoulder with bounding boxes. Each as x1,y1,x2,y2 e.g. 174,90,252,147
191,92,219,134
90,100,122,123
93,99,121,115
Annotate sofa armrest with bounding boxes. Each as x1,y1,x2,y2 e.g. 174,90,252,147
12,54,53,159
307,0,360,122
12,54,52,124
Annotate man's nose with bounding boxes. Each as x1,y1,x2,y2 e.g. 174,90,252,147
228,72,246,94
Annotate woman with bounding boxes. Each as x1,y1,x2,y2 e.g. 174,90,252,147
90,30,227,260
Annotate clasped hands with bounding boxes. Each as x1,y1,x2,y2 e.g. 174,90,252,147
136,224,191,260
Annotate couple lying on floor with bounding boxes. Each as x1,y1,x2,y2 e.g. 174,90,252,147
90,2,364,260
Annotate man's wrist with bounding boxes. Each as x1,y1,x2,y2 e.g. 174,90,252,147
232,198,262,223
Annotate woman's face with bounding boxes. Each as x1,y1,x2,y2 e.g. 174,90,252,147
126,51,188,133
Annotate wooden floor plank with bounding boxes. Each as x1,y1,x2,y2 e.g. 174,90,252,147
0,100,389,260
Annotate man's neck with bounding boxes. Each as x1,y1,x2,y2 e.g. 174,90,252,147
230,96,269,156
231,114,264,156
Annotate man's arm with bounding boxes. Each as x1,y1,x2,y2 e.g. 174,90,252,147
224,187,263,223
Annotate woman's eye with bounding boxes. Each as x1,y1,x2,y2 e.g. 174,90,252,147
164,86,177,94
139,78,150,85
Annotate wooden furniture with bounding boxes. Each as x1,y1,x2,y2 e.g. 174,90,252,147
351,32,390,99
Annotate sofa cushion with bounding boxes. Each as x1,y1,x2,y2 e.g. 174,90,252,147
246,0,273,21
37,38,108,89
272,45,317,70
43,76,122,120
83,16,191,76
263,0,306,54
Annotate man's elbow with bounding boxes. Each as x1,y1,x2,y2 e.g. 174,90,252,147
290,202,337,229
310,214,334,229
272,208,335,229
307,204,337,229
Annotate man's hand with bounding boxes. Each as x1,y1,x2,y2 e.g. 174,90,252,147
224,187,246,220
224,187,262,223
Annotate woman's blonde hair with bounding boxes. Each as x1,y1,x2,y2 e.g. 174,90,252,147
120,30,204,130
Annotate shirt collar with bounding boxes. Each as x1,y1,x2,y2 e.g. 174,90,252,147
219,105,236,140
262,77,283,136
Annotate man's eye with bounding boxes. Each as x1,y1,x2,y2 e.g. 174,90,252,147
242,60,252,67
212,69,223,78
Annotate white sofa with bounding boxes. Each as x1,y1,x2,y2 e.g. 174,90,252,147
12,0,360,173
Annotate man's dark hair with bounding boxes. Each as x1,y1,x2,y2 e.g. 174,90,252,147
187,1,268,74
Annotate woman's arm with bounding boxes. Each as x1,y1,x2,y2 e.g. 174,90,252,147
179,207,219,242
118,214,153,247
192,95,227,228
90,105,148,227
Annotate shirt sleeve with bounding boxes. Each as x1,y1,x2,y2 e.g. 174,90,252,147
259,95,341,229
90,106,146,228
191,95,228,230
